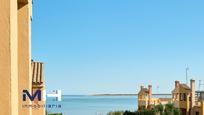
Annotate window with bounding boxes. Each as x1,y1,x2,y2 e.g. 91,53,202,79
180,93,187,101
183,93,187,101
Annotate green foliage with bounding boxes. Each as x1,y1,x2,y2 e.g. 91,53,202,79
123,111,137,115
108,111,124,115
137,110,155,115
164,103,174,115
173,108,180,115
108,103,181,115
47,113,62,115
163,103,180,115
108,110,155,115
154,104,164,115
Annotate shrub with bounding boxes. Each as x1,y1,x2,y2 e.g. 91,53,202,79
48,113,62,115
108,103,180,115
108,111,124,115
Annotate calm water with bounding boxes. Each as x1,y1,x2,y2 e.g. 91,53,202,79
46,95,137,115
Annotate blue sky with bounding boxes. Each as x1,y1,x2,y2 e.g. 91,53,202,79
32,0,204,95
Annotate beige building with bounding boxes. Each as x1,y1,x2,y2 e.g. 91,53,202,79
32,62,46,115
0,0,45,115
172,80,204,115
138,85,171,110
138,80,204,115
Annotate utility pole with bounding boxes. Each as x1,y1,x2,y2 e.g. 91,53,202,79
199,80,204,91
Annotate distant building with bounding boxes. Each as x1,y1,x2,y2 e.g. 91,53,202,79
172,80,204,115
138,80,204,115
138,85,171,110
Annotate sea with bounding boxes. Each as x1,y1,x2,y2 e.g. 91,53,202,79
46,95,171,115
46,95,137,115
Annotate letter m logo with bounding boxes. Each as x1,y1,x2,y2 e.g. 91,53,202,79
23,90,41,101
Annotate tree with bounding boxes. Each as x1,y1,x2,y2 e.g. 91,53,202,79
154,104,164,115
164,103,180,115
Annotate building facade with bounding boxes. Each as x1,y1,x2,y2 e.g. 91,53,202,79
32,62,46,115
0,0,45,115
172,80,204,115
137,80,204,115
138,85,171,110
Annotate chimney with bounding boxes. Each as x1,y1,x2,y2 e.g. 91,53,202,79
190,79,195,108
140,86,144,90
148,85,152,97
148,85,152,108
175,80,180,88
